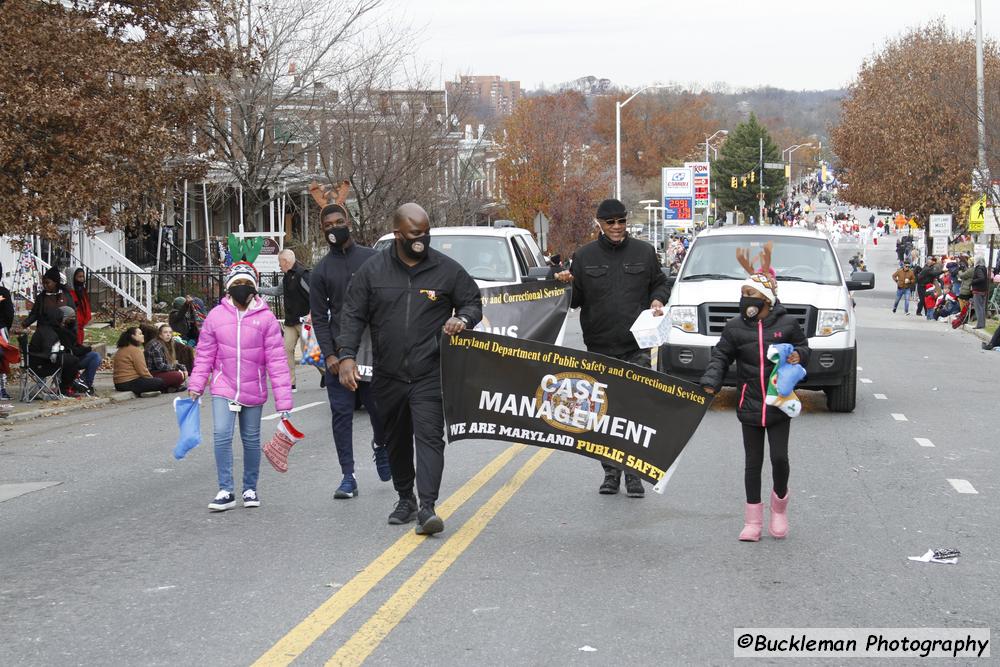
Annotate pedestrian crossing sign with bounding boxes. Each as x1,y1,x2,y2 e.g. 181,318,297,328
969,195,986,232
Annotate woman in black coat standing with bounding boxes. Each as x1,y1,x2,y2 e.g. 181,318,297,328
700,244,810,542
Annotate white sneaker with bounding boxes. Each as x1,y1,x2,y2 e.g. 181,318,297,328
242,489,260,508
209,490,236,511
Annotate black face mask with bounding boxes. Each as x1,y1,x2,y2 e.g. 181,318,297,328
228,285,256,306
740,296,767,322
326,226,350,247
400,233,430,261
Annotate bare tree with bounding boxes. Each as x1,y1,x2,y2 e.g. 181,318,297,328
316,53,454,244
196,0,384,230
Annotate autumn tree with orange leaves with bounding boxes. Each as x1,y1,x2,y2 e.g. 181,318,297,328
497,92,607,255
831,22,1000,229
592,90,716,181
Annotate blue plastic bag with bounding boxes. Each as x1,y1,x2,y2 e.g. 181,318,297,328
173,397,202,460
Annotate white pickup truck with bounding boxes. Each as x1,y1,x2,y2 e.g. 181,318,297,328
659,226,875,412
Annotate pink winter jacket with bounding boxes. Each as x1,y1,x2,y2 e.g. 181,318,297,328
187,296,293,411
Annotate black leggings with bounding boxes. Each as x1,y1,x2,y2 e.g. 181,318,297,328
741,420,790,504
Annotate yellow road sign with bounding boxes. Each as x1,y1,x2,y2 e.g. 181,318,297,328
969,195,986,232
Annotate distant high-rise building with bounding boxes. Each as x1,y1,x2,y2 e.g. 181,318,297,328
446,75,521,116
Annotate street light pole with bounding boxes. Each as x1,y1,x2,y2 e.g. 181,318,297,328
783,143,815,198
615,85,665,201
703,129,727,223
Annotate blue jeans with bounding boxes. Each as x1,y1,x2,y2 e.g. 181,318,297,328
325,372,385,475
78,351,101,387
211,397,262,493
893,288,911,313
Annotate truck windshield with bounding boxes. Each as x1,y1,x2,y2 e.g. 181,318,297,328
432,236,516,282
373,235,517,282
680,235,842,285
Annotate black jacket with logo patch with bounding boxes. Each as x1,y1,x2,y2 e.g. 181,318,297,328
699,303,810,427
337,245,482,382
569,234,669,357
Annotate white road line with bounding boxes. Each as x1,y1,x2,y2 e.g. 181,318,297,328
914,437,935,447
873,393,887,400
262,401,325,421
891,413,908,421
860,378,873,384
947,479,978,494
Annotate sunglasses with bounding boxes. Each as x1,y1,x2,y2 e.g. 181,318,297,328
599,218,628,226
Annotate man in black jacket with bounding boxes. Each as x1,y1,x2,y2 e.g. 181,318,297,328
260,248,312,390
309,204,389,500
555,198,669,498
338,203,482,536
55,306,100,395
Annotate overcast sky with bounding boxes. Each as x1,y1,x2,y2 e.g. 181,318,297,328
396,0,998,91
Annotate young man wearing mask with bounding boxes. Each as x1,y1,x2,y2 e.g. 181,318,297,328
554,198,669,498
337,203,482,536
309,204,390,500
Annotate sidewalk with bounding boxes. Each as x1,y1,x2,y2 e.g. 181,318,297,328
0,371,136,424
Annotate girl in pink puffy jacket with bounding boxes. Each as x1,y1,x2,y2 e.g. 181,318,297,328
188,262,294,511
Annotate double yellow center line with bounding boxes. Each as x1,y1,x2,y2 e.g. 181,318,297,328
253,443,550,666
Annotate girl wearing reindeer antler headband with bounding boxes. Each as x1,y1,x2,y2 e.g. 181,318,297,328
699,242,811,542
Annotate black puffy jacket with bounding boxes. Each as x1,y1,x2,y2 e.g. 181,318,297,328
699,303,810,427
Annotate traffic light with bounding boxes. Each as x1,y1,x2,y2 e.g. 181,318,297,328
741,177,748,188
731,176,738,188
749,170,755,183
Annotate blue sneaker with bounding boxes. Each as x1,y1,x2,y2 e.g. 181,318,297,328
334,474,358,499
372,440,391,482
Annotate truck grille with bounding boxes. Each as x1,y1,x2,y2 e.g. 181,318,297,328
700,303,815,337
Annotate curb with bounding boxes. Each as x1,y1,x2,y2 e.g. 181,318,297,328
0,391,136,425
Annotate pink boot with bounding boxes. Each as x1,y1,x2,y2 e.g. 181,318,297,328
739,503,764,541
769,490,789,538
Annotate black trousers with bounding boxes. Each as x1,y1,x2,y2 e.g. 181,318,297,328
741,420,790,504
915,283,926,315
594,348,651,480
115,376,166,396
373,374,445,508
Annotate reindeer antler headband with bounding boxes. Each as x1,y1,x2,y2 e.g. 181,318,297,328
737,241,777,305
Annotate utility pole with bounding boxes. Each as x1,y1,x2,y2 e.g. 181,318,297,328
976,0,995,274
759,137,764,225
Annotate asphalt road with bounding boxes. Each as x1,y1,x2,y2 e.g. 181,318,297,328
1,227,997,665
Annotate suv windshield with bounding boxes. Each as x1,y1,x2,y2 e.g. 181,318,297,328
680,235,841,285
374,235,517,282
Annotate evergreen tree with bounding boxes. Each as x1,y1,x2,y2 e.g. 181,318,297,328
712,114,786,219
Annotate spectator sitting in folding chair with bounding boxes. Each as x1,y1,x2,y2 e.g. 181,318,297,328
28,308,80,396
55,306,100,396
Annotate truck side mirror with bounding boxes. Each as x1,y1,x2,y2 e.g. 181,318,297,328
847,271,875,291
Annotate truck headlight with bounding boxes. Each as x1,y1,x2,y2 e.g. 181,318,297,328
816,309,849,336
670,306,698,333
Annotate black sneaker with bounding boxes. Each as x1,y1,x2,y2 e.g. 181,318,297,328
387,495,418,525
415,506,444,535
208,490,236,511
599,473,621,495
242,489,260,508
983,342,992,350
372,441,392,482
624,475,645,498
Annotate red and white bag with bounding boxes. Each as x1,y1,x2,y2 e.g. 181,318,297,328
263,418,305,473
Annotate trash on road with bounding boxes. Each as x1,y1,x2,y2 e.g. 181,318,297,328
908,548,960,564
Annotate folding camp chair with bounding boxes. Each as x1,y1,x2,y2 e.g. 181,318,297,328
18,334,62,402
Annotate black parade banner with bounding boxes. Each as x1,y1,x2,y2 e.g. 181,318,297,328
474,279,570,344
441,330,711,490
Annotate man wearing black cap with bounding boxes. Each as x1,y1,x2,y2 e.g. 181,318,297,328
555,198,669,498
